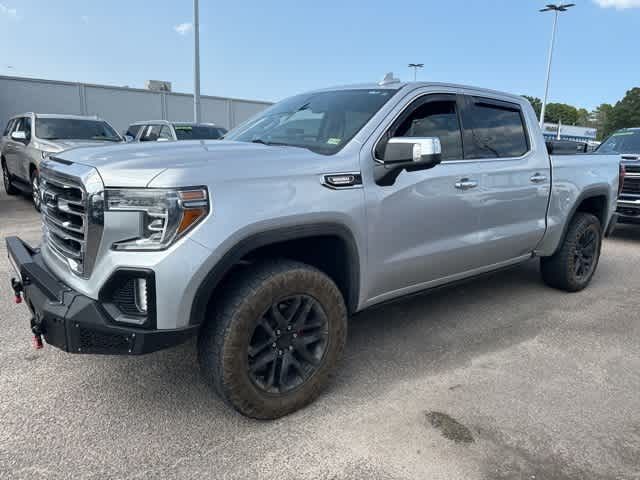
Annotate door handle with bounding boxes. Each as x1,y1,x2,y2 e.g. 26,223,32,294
530,173,548,184
455,178,478,191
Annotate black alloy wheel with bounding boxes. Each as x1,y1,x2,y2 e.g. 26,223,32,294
248,295,329,394
573,227,598,281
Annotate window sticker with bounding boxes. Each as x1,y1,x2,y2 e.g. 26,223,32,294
327,138,342,145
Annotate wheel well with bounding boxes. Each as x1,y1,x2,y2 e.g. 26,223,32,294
575,195,607,227
191,231,360,327
244,235,354,307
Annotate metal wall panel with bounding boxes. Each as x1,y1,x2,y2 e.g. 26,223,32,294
85,86,164,132
0,75,272,134
232,100,270,127
200,97,230,127
165,95,194,124
0,77,82,130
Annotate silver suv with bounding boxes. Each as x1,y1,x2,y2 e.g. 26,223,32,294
1,113,122,209
124,120,227,143
6,82,621,419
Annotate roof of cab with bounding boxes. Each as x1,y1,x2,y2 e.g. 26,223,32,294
303,81,528,104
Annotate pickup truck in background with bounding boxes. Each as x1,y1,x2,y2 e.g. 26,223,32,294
1,113,122,210
596,127,640,223
6,81,621,419
123,120,227,143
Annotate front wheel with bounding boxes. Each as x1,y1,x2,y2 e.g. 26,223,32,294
198,260,348,419
541,212,602,292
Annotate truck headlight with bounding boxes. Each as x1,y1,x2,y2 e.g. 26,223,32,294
105,187,209,251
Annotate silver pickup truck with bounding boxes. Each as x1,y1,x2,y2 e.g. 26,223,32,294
6,81,621,419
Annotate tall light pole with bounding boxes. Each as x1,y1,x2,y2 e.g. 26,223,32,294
408,63,424,81
539,3,574,128
193,0,201,123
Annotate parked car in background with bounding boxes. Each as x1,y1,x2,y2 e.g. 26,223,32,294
596,128,640,224
1,113,122,209
6,81,621,419
124,120,227,143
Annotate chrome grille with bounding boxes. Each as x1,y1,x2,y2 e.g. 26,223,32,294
40,169,88,275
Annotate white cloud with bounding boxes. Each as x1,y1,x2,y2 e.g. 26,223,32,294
0,3,18,19
594,0,640,9
173,22,193,35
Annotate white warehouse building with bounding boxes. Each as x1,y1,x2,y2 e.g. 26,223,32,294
0,75,273,134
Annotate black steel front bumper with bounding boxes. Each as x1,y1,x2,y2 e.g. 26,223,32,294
6,236,198,355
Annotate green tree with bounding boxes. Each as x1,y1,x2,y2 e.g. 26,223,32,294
576,108,590,126
522,95,542,118
590,103,614,140
545,103,579,125
603,88,640,138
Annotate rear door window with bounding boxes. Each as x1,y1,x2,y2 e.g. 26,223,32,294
461,98,529,159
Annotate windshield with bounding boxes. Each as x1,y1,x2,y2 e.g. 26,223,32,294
224,89,398,154
174,125,226,140
596,130,640,155
36,118,121,142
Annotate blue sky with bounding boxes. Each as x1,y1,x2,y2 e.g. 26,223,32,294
1,0,638,110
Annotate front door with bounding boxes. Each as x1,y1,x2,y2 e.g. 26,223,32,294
363,92,490,305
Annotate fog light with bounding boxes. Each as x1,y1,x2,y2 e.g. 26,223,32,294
134,278,148,314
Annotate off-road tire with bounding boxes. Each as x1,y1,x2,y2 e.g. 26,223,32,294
2,159,18,195
541,212,602,292
197,259,348,419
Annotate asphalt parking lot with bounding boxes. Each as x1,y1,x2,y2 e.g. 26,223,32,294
0,189,639,480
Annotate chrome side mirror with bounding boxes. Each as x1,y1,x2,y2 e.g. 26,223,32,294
375,137,443,186
383,137,442,166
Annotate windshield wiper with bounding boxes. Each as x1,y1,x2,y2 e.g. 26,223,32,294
250,139,312,151
91,136,120,142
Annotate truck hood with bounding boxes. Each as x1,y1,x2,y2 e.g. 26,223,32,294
53,140,324,187
37,138,121,152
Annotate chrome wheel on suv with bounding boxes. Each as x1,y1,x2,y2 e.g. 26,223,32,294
31,171,41,211
2,160,18,195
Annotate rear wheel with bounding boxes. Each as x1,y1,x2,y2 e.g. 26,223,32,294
198,259,348,419
541,212,602,292
30,169,41,211
2,159,18,195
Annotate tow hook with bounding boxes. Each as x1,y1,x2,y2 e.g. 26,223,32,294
11,277,23,304
30,316,44,350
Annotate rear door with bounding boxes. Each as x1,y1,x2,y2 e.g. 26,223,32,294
458,94,550,264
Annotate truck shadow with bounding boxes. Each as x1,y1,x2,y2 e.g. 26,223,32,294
95,259,551,419
608,223,640,242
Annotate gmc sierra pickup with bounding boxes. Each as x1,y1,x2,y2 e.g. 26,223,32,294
6,81,621,419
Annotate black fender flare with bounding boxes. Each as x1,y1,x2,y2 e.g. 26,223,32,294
189,223,361,326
